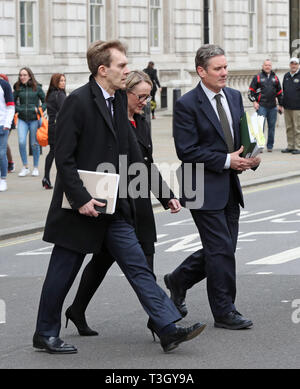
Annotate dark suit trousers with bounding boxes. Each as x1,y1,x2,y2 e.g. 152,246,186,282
189,175,240,318
171,249,206,291
35,218,181,337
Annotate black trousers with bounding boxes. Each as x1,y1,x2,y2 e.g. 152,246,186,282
172,175,240,318
35,218,181,337
44,143,55,180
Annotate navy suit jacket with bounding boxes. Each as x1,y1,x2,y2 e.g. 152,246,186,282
174,82,244,211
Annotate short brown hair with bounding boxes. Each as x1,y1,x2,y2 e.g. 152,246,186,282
195,44,225,71
87,40,127,76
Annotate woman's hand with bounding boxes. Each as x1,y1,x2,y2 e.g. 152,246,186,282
168,199,181,213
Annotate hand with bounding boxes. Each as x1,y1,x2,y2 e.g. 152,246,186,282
253,102,260,111
168,199,181,213
159,88,162,93
230,146,254,172
247,156,261,169
78,199,106,217
278,106,284,114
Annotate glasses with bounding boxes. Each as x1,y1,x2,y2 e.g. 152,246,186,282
128,91,152,104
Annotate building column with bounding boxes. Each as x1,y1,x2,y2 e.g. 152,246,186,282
106,0,118,40
39,0,52,55
212,0,224,47
163,0,175,54
290,0,300,55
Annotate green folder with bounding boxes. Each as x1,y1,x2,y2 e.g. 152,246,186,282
240,112,257,158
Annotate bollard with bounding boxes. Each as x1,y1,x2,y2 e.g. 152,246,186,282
172,88,182,136
161,86,168,109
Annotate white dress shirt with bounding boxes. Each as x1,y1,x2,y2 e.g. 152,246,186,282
201,81,234,169
96,82,115,117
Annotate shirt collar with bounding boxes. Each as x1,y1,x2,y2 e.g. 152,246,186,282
96,81,115,100
200,81,226,102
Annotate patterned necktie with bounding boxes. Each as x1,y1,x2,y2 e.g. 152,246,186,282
214,94,234,153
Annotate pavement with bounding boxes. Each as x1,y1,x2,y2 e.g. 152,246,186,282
0,109,299,241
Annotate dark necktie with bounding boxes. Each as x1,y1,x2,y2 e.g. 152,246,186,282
215,94,234,153
107,97,114,121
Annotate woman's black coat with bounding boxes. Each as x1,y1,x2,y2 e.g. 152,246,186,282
132,114,175,246
46,89,66,145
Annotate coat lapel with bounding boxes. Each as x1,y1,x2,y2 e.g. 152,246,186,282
196,83,227,146
89,76,117,139
223,88,240,148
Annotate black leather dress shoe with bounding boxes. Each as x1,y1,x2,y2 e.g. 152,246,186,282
33,333,78,354
214,311,253,330
292,149,300,154
281,148,294,153
160,323,206,352
164,273,188,317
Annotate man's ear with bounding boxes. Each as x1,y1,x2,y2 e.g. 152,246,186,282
98,65,107,77
196,66,206,79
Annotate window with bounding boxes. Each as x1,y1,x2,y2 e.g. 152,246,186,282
20,1,34,48
203,0,210,44
90,0,104,43
248,0,256,49
150,0,161,49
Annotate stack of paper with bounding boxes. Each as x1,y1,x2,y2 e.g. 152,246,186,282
240,112,265,158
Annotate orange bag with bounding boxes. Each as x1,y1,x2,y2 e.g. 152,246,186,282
36,107,48,147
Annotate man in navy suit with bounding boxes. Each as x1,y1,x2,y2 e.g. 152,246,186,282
165,44,261,329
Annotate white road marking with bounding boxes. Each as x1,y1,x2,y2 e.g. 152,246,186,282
240,210,300,223
247,247,300,265
16,246,53,256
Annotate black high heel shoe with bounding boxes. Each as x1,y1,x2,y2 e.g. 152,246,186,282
42,177,53,189
147,319,159,341
147,320,206,352
65,306,98,337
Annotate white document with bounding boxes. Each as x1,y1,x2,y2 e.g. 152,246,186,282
62,170,120,214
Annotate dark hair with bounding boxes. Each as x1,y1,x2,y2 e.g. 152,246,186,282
195,44,225,71
147,61,154,69
14,67,38,91
86,40,127,76
46,73,66,101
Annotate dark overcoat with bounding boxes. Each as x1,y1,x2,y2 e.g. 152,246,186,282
43,76,142,253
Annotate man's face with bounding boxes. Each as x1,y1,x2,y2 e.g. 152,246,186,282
197,55,228,93
290,61,299,74
262,61,272,74
105,48,130,91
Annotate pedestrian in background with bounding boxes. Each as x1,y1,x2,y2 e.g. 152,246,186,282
0,74,15,173
43,73,66,189
0,76,15,191
248,59,284,152
282,57,300,155
144,61,161,119
13,67,46,177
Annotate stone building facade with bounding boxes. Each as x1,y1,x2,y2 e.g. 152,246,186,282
0,0,293,108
